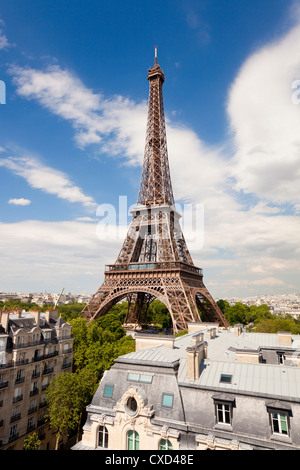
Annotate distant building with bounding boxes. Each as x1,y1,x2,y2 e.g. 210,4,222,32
73,323,300,451
0,309,74,450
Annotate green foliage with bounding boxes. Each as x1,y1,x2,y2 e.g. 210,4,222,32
23,432,42,450
254,317,300,334
146,299,172,329
69,313,135,381
218,300,272,326
217,299,300,333
46,368,98,446
217,299,230,314
175,329,188,337
57,302,87,321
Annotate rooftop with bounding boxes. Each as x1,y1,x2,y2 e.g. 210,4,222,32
118,327,300,401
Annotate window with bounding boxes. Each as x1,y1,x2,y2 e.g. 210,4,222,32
98,426,108,448
127,430,139,450
103,385,114,398
11,405,21,421
15,369,24,383
159,439,173,450
271,412,289,435
27,416,35,432
16,336,24,348
220,374,232,384
162,393,173,408
127,372,153,384
216,403,231,425
126,397,138,415
277,353,285,365
9,424,18,441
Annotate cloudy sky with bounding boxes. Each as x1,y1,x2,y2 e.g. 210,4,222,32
1,0,300,298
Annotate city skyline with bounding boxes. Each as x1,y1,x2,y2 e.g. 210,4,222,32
1,1,300,297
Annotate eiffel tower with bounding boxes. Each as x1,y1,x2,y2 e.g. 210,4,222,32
83,48,229,333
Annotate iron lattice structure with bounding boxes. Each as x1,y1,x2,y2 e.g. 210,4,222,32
83,49,229,333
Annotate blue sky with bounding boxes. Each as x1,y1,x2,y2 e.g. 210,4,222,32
1,0,300,297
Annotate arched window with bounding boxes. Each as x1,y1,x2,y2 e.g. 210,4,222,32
98,426,108,448
127,430,139,450
159,439,173,450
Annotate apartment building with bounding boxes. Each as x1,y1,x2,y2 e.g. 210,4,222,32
73,323,300,451
0,309,73,450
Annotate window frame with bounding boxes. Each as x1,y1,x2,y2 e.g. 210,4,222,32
219,374,232,384
216,402,232,425
270,411,289,436
126,396,138,416
127,372,153,384
127,430,139,450
162,393,174,408
159,438,173,450
98,425,108,448
103,385,114,398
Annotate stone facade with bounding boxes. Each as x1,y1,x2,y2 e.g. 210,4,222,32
0,309,73,449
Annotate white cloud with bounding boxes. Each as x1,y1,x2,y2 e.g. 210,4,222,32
9,65,147,159
8,198,31,206
227,21,300,208
0,152,97,208
0,19,11,50
0,219,125,292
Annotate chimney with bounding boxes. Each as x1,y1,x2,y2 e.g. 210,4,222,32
192,332,204,345
278,331,292,345
15,308,22,318
45,309,59,322
30,310,40,326
186,341,207,381
135,333,175,351
234,324,243,336
207,327,217,339
0,311,9,333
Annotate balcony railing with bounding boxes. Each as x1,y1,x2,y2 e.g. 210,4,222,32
0,380,8,389
8,432,19,442
10,413,21,423
105,261,203,275
13,339,44,350
12,394,23,403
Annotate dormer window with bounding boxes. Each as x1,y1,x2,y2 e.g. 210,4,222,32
271,412,288,435
277,352,285,365
266,401,291,438
44,331,51,341
126,397,138,415
16,336,24,348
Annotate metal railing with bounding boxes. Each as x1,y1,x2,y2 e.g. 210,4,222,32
105,261,202,275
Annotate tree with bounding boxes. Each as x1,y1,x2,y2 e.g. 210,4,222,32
147,300,172,329
224,302,249,325
58,302,87,321
46,369,97,449
217,299,230,314
23,432,41,450
254,317,300,334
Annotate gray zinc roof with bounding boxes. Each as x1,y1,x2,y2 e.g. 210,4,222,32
118,328,300,401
